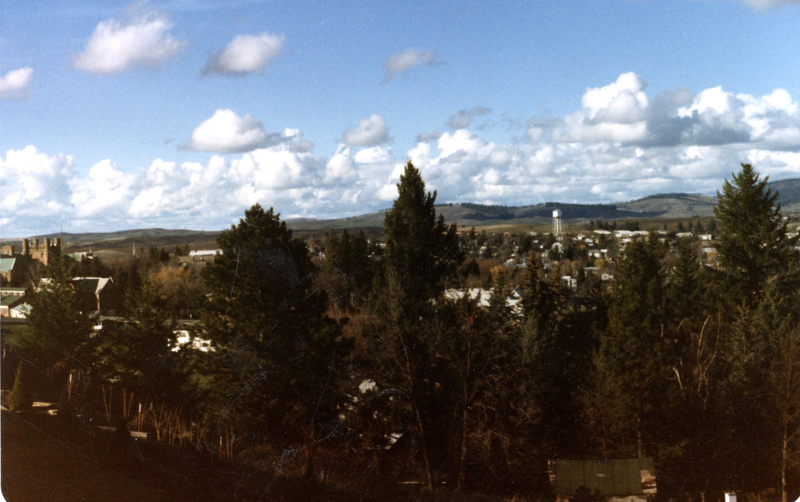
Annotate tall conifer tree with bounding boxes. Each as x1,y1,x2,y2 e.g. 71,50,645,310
714,163,798,308
201,204,352,452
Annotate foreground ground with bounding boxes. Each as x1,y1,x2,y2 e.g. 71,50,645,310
1,407,509,502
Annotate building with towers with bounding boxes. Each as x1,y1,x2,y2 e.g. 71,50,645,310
0,237,62,286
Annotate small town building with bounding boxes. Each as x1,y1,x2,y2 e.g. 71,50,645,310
0,287,32,317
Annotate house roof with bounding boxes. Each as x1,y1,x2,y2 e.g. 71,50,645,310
70,277,113,295
11,303,32,315
1,295,26,307
444,288,524,315
0,287,28,295
0,257,17,274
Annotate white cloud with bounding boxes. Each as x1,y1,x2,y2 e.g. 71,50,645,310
203,32,285,76
342,114,389,147
9,73,800,236
0,146,74,218
324,145,359,184
129,155,234,221
0,67,34,100
582,72,649,120
554,72,650,143
232,149,310,190
382,49,441,83
354,146,392,164
184,109,276,153
72,5,187,74
70,159,135,217
549,73,800,150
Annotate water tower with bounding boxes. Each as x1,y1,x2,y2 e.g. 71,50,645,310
552,209,562,238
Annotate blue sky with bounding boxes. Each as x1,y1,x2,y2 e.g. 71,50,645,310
3,0,800,237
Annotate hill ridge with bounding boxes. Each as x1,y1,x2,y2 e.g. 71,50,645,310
7,178,800,244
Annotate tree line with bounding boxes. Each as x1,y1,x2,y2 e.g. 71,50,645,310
5,162,800,501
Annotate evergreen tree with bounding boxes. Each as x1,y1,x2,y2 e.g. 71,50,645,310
714,163,799,308
521,254,562,336
380,161,462,315
322,228,375,311
668,239,703,324
95,279,179,400
520,256,595,458
369,162,463,489
201,204,352,453
23,256,95,373
721,282,800,496
596,235,672,458
433,274,523,492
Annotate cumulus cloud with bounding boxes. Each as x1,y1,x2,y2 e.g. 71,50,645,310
354,146,392,164
382,48,441,83
9,72,800,236
324,145,359,185
1,146,74,218
202,32,285,76
0,67,34,100
549,72,800,151
72,5,187,74
447,107,492,129
184,109,280,153
554,72,650,144
129,156,231,219
342,114,389,147
70,159,135,217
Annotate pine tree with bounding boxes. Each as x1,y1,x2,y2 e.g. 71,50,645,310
381,161,462,315
322,228,375,311
521,254,562,336
95,279,179,400
201,204,352,450
24,256,95,373
369,162,462,489
714,163,799,308
597,235,670,458
668,239,702,324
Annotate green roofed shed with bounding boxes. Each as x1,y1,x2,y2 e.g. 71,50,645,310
548,458,656,498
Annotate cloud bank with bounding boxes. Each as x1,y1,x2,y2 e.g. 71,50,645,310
6,72,800,236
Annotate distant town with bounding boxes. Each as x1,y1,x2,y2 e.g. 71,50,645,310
4,164,800,502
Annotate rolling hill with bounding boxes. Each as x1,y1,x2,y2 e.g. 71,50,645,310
6,178,800,249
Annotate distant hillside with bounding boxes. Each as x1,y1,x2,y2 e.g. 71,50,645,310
1,229,223,254
298,178,800,229
5,178,800,247
296,193,720,231
769,178,800,213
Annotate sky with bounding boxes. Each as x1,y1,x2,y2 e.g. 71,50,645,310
3,0,800,237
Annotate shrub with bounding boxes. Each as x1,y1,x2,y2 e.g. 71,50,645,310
8,362,33,411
